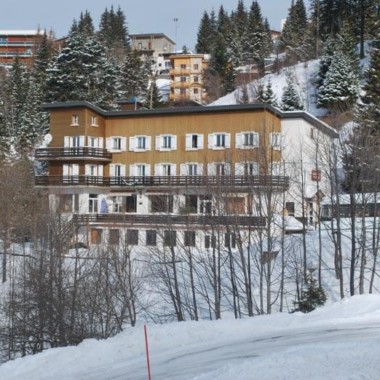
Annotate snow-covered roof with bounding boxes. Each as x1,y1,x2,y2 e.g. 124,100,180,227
0,30,44,36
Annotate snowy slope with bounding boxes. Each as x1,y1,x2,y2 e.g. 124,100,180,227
211,60,327,117
0,295,380,380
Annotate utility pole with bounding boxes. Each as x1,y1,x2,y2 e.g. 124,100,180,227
173,18,178,52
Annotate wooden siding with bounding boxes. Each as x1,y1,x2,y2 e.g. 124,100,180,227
46,105,282,178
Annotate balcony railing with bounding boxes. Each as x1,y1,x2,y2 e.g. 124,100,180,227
35,175,289,190
73,213,266,228
35,147,112,161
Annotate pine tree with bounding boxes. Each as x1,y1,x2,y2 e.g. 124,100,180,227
293,271,327,313
46,30,121,109
246,1,267,67
121,50,151,102
360,42,380,132
317,49,359,111
262,79,277,106
229,0,249,64
195,11,216,54
255,81,266,103
76,10,95,38
315,37,336,89
98,6,129,62
281,72,304,111
281,0,308,61
217,5,230,37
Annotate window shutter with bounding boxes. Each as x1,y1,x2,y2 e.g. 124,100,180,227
172,135,177,150
120,164,126,177
180,163,187,175
63,164,69,176
236,133,243,148
129,137,136,151
185,134,192,150
155,164,162,176
110,164,115,177
72,164,79,176
171,164,177,175
64,136,70,147
106,138,112,150
129,164,136,177
254,133,259,147
225,163,231,174
198,134,204,149
98,165,104,176
198,164,203,175
79,136,85,147
145,164,151,176
235,163,243,175
146,136,152,150
99,137,103,148
208,134,215,149
85,164,91,176
121,137,127,151
207,163,216,175
225,133,231,148
156,135,161,150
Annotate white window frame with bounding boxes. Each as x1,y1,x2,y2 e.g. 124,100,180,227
63,163,79,176
129,135,151,152
185,133,204,150
208,162,231,176
155,163,176,176
64,136,85,148
271,162,283,176
235,162,259,176
130,163,151,177
71,114,79,126
270,133,282,150
91,115,98,127
180,163,203,176
208,133,230,150
106,136,127,152
87,136,103,148
236,132,259,149
156,134,177,151
110,163,126,177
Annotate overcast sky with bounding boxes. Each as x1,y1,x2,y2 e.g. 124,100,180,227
0,1,311,49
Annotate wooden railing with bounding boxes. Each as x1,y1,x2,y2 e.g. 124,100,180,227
73,213,267,228
35,175,289,189
35,147,112,160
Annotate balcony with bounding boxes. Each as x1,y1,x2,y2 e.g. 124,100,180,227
170,68,191,76
35,147,112,161
73,213,266,228
35,175,289,190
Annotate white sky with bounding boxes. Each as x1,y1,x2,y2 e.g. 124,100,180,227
1,294,380,379
0,0,312,50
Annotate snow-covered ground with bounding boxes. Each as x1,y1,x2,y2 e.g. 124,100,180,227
0,295,379,379
211,60,327,117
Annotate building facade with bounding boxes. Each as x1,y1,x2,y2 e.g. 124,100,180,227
130,33,175,76
35,102,337,248
169,54,209,104
0,30,44,66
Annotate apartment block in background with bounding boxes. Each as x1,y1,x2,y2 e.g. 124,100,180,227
169,54,209,104
0,30,44,66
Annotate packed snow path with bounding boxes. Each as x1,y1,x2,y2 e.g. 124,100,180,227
1,295,380,379
80,323,380,380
